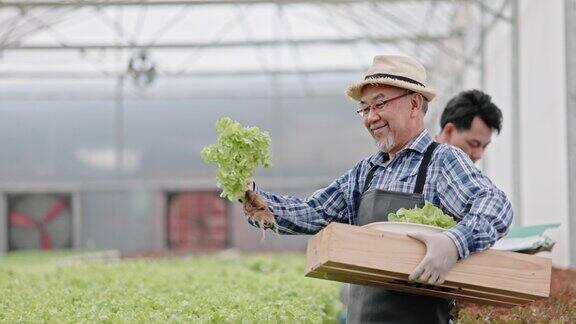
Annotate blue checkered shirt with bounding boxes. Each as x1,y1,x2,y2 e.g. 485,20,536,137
255,130,513,258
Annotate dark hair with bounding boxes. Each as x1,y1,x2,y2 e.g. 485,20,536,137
440,89,503,134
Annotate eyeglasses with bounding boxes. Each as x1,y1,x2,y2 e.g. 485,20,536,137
355,91,414,117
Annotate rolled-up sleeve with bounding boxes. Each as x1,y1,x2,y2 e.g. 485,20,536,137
437,148,513,259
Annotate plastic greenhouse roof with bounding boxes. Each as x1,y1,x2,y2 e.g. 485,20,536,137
0,0,497,98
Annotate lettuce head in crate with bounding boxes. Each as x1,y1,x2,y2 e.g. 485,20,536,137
388,202,456,229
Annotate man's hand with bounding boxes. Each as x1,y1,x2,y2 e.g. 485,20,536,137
243,190,269,217
242,186,277,231
407,232,459,286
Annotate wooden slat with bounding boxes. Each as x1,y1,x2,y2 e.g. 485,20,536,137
321,262,534,304
311,262,531,307
308,267,520,307
305,223,551,307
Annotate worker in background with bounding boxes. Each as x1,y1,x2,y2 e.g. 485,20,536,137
435,89,503,163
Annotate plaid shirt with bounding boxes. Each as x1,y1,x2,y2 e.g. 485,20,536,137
255,130,513,259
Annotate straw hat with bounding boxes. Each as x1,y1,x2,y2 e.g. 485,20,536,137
346,55,436,102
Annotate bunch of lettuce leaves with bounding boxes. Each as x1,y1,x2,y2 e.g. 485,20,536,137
201,117,272,201
388,202,456,229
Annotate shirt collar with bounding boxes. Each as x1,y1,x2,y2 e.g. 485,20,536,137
368,129,433,166
403,129,433,154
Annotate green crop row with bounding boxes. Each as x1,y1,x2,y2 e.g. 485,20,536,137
0,252,341,324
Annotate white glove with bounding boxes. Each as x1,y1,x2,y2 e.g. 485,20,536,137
407,232,459,286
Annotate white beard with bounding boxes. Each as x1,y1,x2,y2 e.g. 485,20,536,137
376,132,395,152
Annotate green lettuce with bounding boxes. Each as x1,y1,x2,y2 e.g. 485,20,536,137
388,202,456,229
201,117,272,201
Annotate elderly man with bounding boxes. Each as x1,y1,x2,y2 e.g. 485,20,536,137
436,89,503,162
243,55,513,323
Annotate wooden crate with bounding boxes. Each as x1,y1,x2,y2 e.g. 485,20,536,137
305,223,551,308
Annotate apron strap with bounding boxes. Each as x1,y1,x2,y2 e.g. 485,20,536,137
414,141,439,194
362,163,378,193
362,142,438,194
362,153,389,192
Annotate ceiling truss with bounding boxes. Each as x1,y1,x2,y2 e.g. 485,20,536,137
0,0,513,98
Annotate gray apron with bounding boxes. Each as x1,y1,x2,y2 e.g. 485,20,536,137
347,142,452,324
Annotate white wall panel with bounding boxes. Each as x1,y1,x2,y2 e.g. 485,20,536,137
518,0,569,267
484,0,570,267
484,17,515,207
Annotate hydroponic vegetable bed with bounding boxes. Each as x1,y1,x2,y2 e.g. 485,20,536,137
0,252,340,323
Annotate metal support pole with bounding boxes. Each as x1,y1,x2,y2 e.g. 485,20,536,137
115,76,125,175
479,1,488,173
479,3,486,91
0,193,7,254
270,3,283,184
510,0,522,226
0,34,456,51
0,0,452,8
72,191,82,249
565,0,576,267
115,5,125,176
